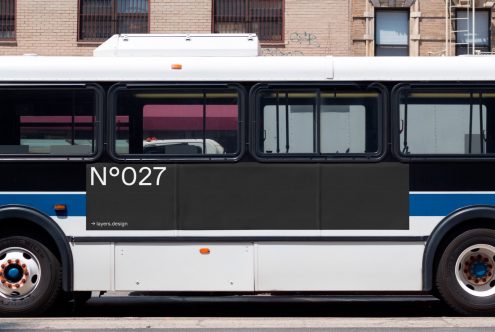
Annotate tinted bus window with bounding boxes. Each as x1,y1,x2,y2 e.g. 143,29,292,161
257,87,380,158
320,91,378,154
261,91,316,154
399,89,495,156
0,87,98,157
113,87,240,157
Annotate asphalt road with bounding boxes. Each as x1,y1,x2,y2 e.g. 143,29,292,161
1,294,495,331
70,293,450,318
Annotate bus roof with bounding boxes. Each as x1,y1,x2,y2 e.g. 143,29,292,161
0,55,494,82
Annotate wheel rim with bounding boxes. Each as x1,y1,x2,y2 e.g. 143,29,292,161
455,244,495,297
0,247,41,300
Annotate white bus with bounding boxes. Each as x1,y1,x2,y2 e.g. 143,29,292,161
0,34,495,315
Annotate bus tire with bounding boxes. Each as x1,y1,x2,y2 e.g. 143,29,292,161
436,228,495,315
0,236,61,316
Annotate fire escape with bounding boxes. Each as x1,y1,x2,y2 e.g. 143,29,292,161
446,0,495,55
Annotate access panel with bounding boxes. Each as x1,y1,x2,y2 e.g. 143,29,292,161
114,243,254,291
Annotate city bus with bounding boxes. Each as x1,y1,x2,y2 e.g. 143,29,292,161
1,34,495,315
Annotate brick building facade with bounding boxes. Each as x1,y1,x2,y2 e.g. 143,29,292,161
0,0,493,56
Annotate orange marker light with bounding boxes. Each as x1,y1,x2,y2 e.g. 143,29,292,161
199,248,210,255
54,204,67,211
171,64,182,70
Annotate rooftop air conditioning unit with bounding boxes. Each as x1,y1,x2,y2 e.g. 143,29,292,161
93,34,260,57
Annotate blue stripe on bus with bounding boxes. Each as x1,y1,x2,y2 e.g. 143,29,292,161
0,192,494,219
409,193,495,216
0,194,86,217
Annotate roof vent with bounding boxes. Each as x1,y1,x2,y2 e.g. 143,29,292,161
93,34,260,57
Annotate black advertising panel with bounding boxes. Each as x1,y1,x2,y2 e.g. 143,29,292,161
178,164,319,230
86,163,410,231
320,163,409,230
86,164,176,230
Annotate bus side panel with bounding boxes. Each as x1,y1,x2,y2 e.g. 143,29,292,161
320,163,409,230
255,242,424,291
178,163,409,231
72,243,113,291
0,163,86,191
410,163,495,191
114,243,254,291
178,164,319,230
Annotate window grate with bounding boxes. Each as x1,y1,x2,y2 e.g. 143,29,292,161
0,0,15,41
213,0,284,43
79,0,149,42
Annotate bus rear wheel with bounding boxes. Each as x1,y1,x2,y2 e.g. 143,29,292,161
0,236,61,316
436,228,495,315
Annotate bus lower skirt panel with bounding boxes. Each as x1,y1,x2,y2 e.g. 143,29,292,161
71,242,424,292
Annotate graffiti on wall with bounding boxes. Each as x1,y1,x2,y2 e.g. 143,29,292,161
261,48,304,56
289,32,320,48
262,31,321,56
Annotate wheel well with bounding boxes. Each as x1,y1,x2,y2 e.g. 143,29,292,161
0,218,62,263
431,218,495,294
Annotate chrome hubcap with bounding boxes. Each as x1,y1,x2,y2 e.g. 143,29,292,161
0,248,41,299
455,244,495,297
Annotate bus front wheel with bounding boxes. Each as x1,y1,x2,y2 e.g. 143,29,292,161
437,228,495,315
0,236,61,316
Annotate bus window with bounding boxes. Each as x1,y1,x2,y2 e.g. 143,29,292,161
320,91,379,154
115,115,129,155
0,87,98,157
261,91,316,154
257,87,380,158
399,89,495,156
113,87,240,157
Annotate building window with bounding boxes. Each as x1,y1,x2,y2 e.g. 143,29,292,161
375,10,409,56
0,0,15,41
456,10,490,55
78,0,149,42
213,0,284,43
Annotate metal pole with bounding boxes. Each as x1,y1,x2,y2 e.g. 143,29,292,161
365,0,369,56
202,92,206,154
275,92,280,153
472,0,475,54
445,0,449,55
